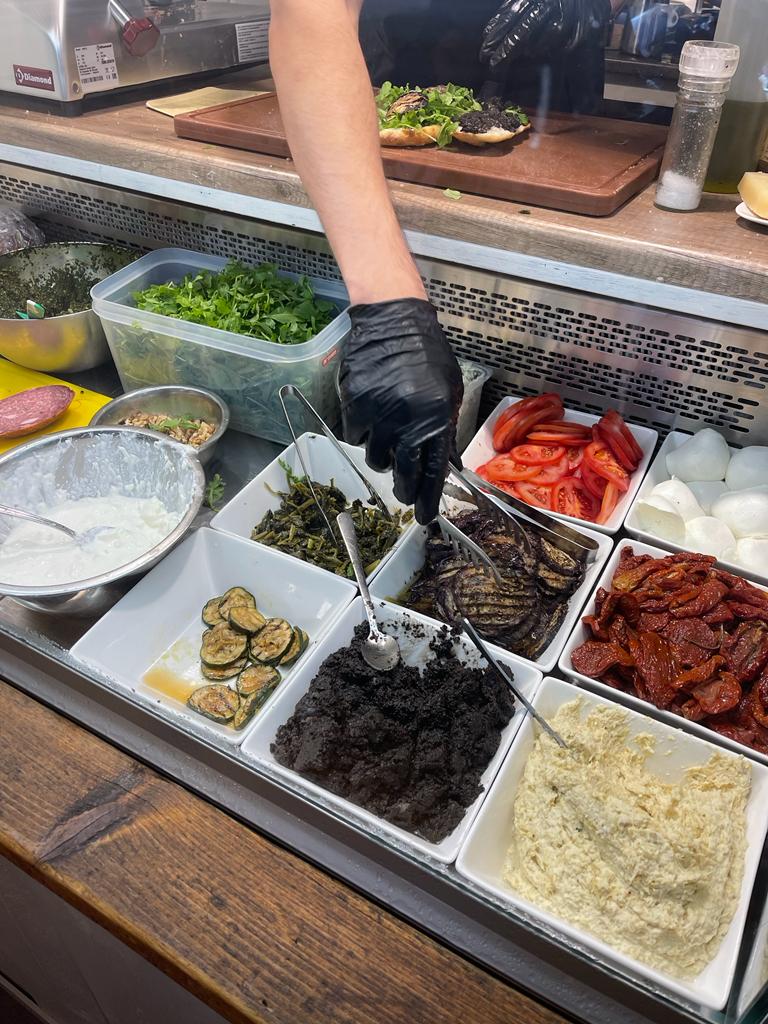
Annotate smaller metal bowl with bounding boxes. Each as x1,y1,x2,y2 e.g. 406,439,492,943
90,386,229,467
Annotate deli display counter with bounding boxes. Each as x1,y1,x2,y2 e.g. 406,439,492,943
0,82,767,1024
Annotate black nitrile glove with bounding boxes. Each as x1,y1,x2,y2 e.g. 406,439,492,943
480,0,611,68
339,299,463,525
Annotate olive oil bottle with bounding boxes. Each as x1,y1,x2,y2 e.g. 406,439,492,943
704,0,768,194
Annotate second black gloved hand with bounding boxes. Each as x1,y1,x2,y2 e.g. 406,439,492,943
481,0,610,68
339,299,463,525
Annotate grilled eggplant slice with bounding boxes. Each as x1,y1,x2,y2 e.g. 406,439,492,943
229,605,267,635
201,656,247,681
202,597,225,627
279,626,308,667
201,624,248,666
237,663,280,697
249,618,294,664
187,684,239,723
218,587,257,619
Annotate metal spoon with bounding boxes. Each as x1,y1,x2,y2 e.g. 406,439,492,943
0,503,115,546
460,617,569,749
336,511,400,672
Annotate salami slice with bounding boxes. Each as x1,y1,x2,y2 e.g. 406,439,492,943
0,385,75,439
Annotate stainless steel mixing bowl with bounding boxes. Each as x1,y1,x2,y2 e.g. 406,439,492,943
0,243,136,373
0,427,205,615
89,385,229,467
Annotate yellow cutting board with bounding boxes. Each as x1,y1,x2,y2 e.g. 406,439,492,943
0,360,111,454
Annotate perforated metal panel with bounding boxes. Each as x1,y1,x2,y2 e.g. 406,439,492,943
2,162,766,444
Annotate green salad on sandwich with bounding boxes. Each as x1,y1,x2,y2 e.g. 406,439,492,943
376,82,530,149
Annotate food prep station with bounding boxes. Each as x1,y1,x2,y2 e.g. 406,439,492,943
1,77,768,1024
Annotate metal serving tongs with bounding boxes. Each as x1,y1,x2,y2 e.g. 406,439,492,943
461,617,568,749
278,384,394,548
446,461,598,565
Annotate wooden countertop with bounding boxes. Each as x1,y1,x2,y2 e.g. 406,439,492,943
0,680,569,1024
2,84,767,305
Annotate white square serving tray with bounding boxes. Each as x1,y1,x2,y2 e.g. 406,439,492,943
211,432,415,582
240,597,542,865
456,675,768,1011
558,537,768,766
462,395,657,535
369,524,613,673
71,528,357,746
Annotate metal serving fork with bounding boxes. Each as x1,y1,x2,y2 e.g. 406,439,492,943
435,510,503,583
447,462,598,565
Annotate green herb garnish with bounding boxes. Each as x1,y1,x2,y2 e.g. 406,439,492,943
132,261,336,345
205,473,226,510
157,416,200,433
444,189,462,201
376,82,481,148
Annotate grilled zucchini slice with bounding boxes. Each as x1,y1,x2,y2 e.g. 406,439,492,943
202,597,225,627
237,663,280,698
228,605,267,635
187,684,239,723
218,587,257,619
201,624,248,666
249,618,294,664
233,688,273,730
201,656,247,681
279,626,308,667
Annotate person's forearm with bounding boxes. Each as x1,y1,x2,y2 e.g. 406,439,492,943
269,0,425,304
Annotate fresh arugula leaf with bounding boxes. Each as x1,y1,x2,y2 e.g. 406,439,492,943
204,473,226,510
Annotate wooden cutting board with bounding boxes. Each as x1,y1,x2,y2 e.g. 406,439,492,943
174,92,667,216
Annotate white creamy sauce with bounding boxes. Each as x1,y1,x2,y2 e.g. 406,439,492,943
0,494,178,586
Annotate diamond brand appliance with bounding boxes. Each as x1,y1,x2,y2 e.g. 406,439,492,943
0,0,270,113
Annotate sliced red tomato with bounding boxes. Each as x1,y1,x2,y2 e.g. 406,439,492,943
553,478,599,521
566,446,585,473
494,394,563,432
511,443,566,466
529,455,569,485
477,455,539,483
580,461,608,498
604,409,643,463
513,481,554,510
527,432,590,445
584,441,631,493
595,411,643,471
596,481,620,525
492,394,563,452
530,421,591,436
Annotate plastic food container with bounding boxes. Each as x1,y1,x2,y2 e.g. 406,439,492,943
91,248,350,445
71,527,357,747
240,597,542,865
558,538,768,766
625,429,768,588
456,675,768,1011
210,432,416,583
462,395,658,535
368,523,614,673
456,358,492,453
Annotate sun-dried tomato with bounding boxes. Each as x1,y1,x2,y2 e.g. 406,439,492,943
679,698,708,722
728,603,768,624
593,587,609,616
609,616,632,649
601,670,632,692
670,580,729,619
571,640,633,678
722,621,768,683
690,673,741,716
750,675,768,729
673,655,726,691
663,619,720,649
638,611,670,632
708,719,759,748
717,572,768,607
702,603,735,626
668,642,711,669
612,560,660,592
628,633,679,708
